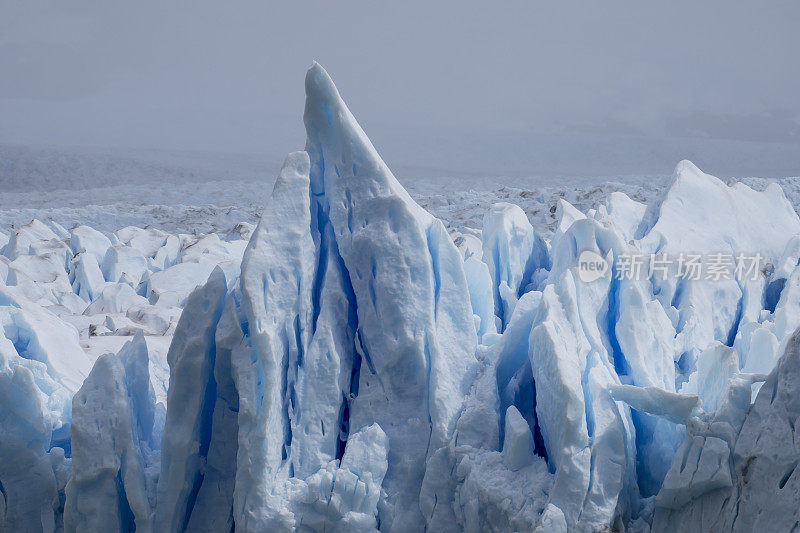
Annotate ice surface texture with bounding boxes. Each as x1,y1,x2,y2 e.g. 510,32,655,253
2,63,800,532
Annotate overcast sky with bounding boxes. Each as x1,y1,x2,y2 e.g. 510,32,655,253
1,1,799,178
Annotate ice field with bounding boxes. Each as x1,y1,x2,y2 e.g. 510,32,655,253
1,64,800,532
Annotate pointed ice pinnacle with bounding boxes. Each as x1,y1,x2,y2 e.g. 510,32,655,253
230,151,316,529
303,62,478,530
503,405,535,471
156,268,227,533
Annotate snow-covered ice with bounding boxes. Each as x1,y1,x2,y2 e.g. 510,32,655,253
1,63,800,532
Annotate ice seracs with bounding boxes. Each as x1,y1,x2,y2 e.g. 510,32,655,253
482,202,550,330
0,284,91,393
3,63,800,532
65,333,157,533
651,328,800,531
639,160,800,260
0,359,60,532
0,215,250,530
156,268,227,533
69,225,111,265
229,150,316,530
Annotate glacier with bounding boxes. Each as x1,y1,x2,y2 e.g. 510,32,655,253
1,62,800,532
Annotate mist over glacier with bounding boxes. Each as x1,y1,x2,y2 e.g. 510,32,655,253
3,2,800,180
1,63,800,532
